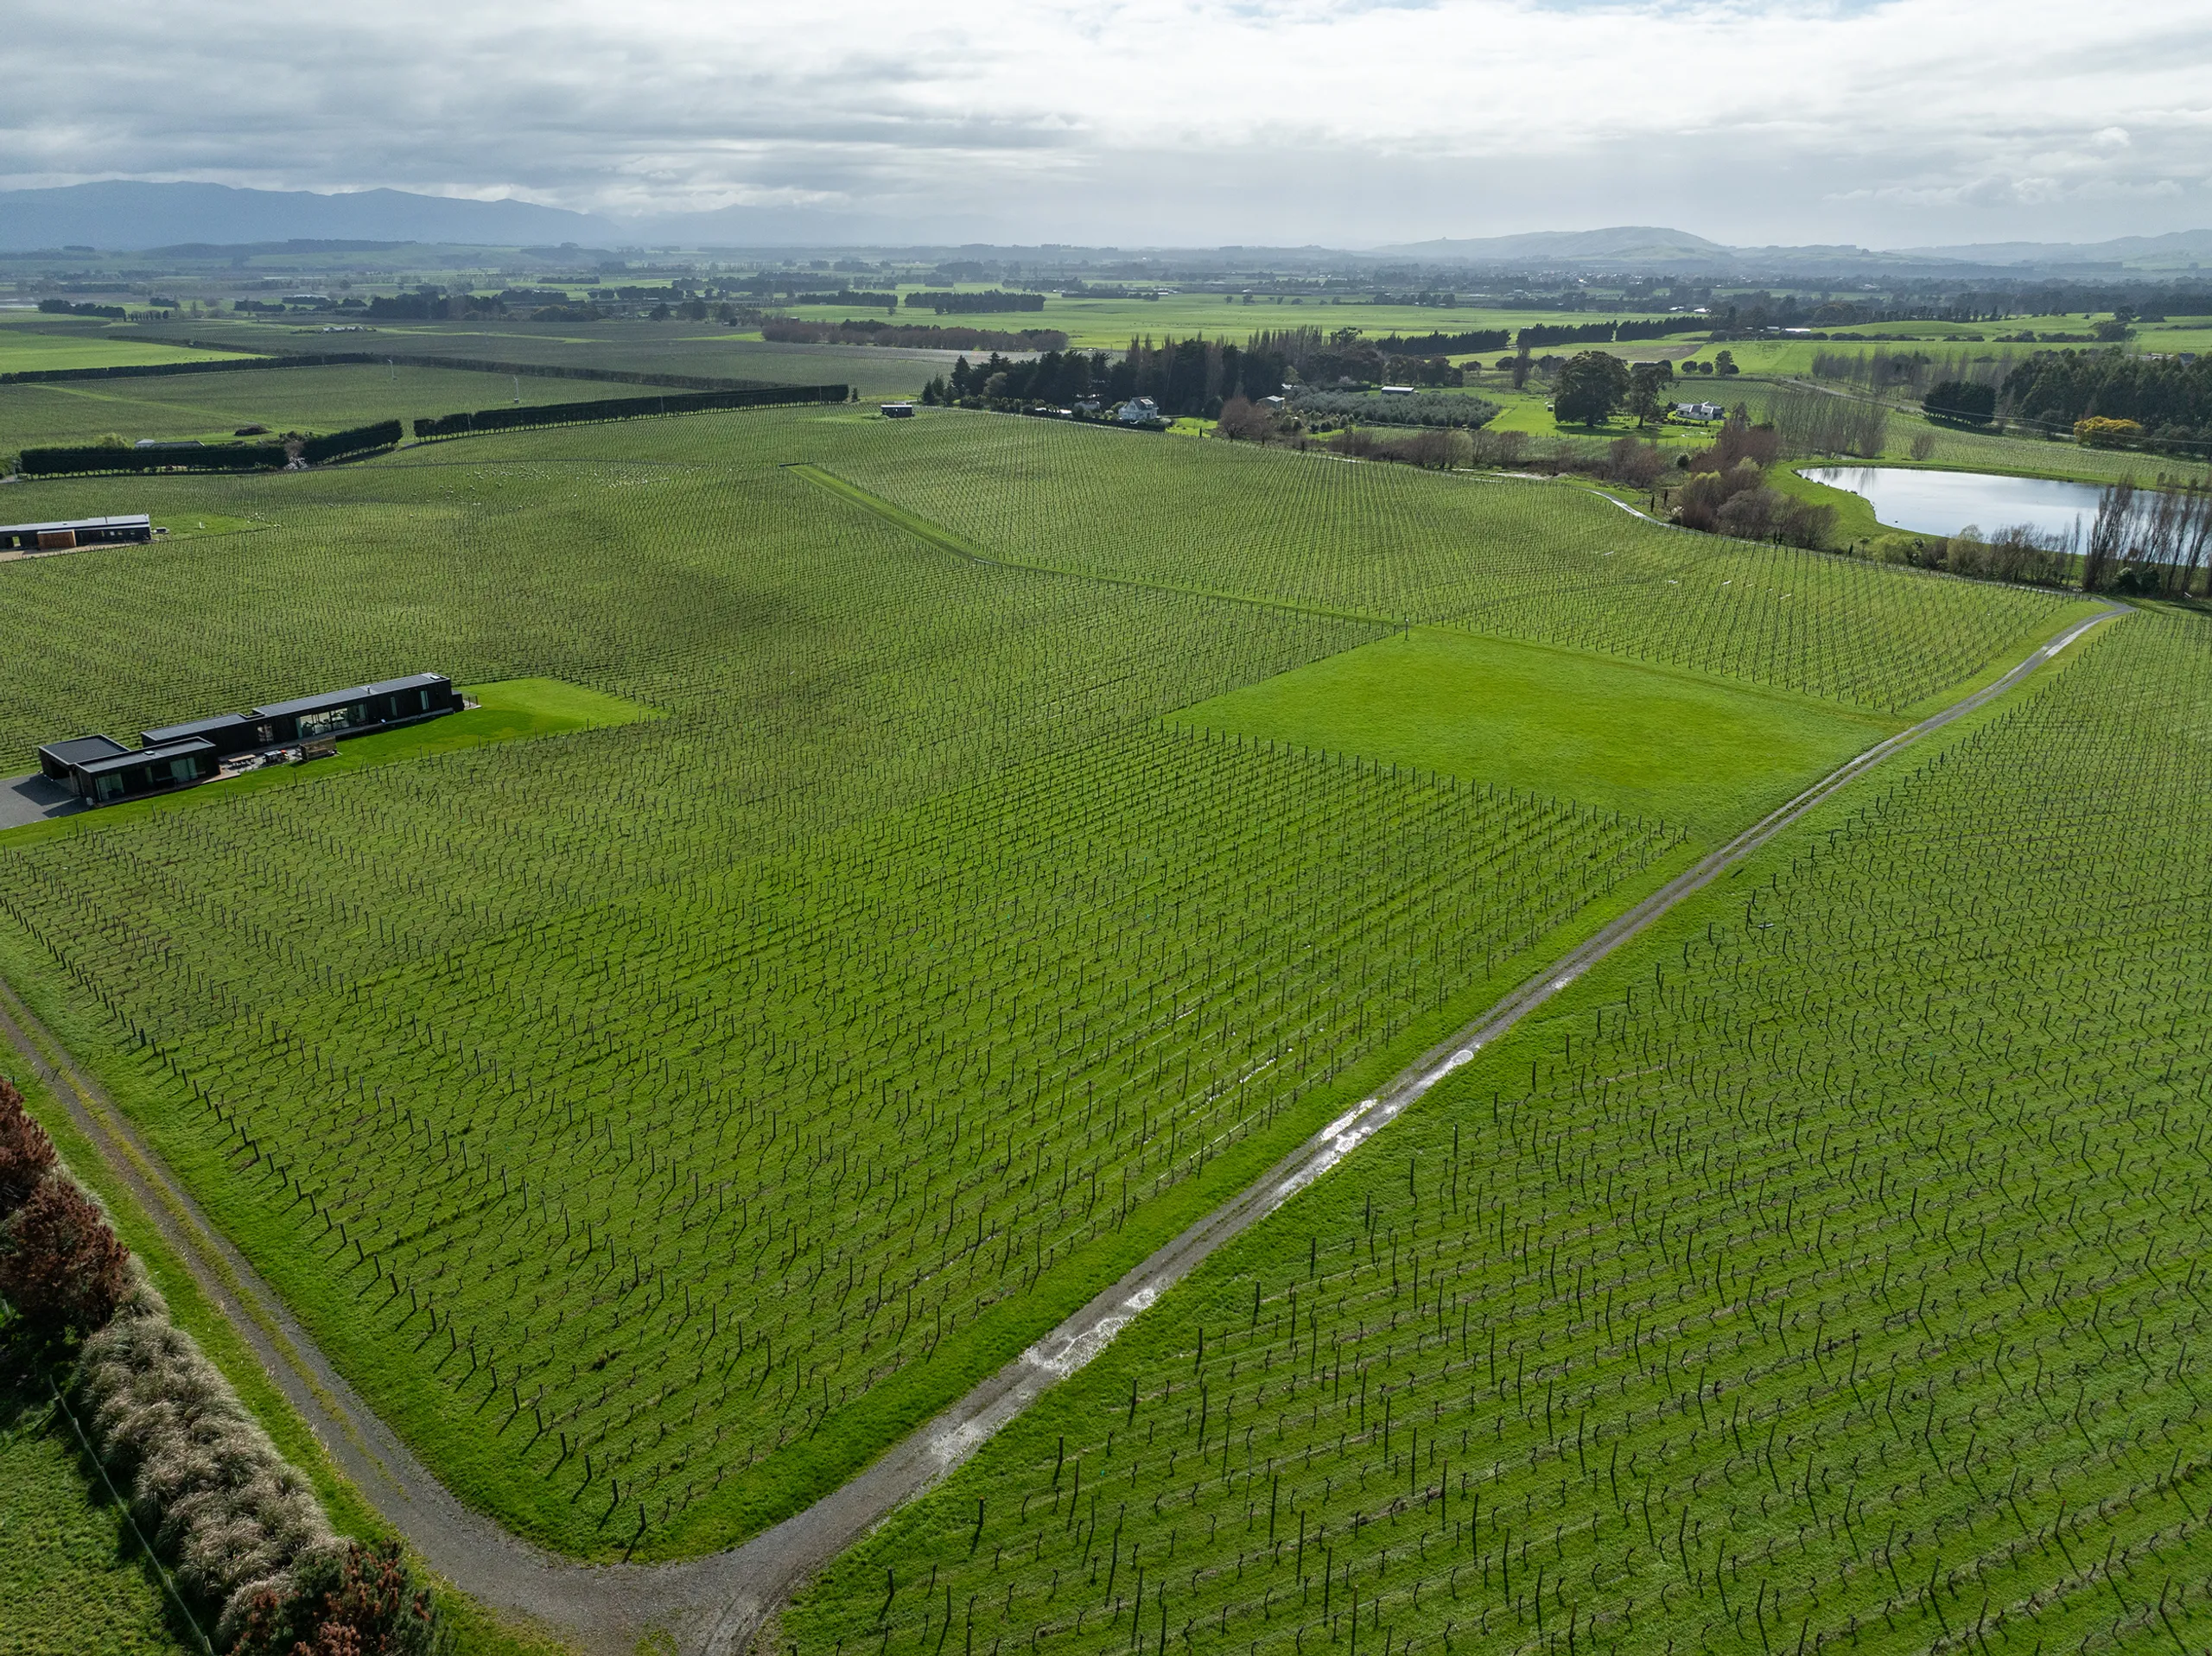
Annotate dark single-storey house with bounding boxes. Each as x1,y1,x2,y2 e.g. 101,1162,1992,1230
137,711,261,757
249,674,459,744
38,735,216,805
0,515,156,553
36,734,131,782
36,673,460,806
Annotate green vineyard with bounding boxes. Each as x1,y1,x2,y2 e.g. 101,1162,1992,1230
815,413,2073,713
785,609,2212,1656
0,403,2132,1570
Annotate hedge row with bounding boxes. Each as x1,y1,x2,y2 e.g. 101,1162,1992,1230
17,442,287,476
300,420,404,465
2,342,771,393
0,1077,441,1652
17,420,402,477
0,352,373,386
384,354,770,393
410,382,846,439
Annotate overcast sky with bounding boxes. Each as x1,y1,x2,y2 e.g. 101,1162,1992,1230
4,0,2207,249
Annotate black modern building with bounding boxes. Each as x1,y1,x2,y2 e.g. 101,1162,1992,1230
37,673,459,806
0,515,155,553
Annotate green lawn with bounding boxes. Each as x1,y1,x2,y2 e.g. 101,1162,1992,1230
0,1352,194,1656
1179,628,1894,839
0,323,255,378
1465,383,1717,448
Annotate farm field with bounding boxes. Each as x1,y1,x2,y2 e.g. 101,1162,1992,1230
784,604,2212,1656
0,1350,192,1655
817,410,2075,714
0,403,1637,1560
128,318,940,398
1176,628,1897,837
0,400,2078,1574
0,361,739,457
759,295,1698,353
0,320,254,377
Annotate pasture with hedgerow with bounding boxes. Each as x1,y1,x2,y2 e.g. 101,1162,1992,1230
1,374,2205,1656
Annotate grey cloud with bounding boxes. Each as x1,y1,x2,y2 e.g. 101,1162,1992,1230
3,0,2209,246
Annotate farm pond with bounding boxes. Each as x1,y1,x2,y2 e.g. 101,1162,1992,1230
1804,465,2107,540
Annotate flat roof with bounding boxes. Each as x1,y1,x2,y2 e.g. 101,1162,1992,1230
362,672,449,698
37,733,129,765
141,712,256,746
255,673,447,718
0,516,153,536
76,737,213,776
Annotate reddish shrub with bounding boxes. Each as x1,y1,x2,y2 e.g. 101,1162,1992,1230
0,1078,57,1218
0,1175,129,1332
1605,435,1667,487
231,1541,440,1656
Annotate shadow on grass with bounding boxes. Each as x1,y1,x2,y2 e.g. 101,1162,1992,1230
0,1318,214,1653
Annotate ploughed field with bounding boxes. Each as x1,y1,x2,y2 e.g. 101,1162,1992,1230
0,407,2081,1560
786,610,2212,1656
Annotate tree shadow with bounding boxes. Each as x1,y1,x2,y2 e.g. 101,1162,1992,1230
0,1320,213,1653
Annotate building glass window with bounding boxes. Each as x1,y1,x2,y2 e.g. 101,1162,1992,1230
297,706,357,739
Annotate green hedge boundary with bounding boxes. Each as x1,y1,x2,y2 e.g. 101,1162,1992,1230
18,419,403,477
1,345,771,394
410,384,847,440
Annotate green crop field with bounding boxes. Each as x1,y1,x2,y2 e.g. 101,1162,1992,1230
784,605,2212,1656
0,400,2073,1575
128,318,940,399
0,1352,193,1654
0,361,730,457
0,320,253,378
760,295,1689,354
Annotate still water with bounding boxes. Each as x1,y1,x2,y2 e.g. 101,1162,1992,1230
1803,466,2107,541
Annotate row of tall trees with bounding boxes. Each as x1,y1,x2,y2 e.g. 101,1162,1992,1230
2002,351,2212,447
2082,474,2212,595
925,334,1339,417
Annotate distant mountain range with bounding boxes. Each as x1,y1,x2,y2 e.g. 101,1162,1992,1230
1372,227,1739,265
0,181,615,251
3,185,2209,272
1371,224,2212,274
0,181,931,255
1891,228,2212,269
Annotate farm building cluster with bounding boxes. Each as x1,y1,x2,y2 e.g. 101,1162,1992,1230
37,674,459,806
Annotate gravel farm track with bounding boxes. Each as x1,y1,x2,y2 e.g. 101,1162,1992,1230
0,601,2124,1656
